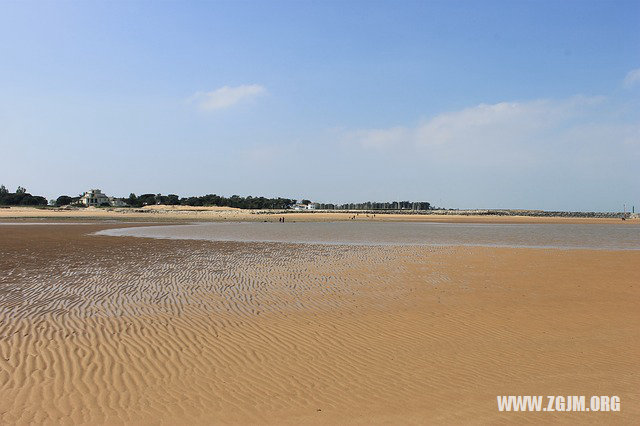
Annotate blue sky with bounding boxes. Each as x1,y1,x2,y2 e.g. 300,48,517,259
1,0,638,211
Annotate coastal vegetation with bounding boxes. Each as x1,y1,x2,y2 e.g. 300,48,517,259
316,201,431,210
55,195,77,206
124,193,297,209
1,184,432,211
121,194,432,210
0,185,47,206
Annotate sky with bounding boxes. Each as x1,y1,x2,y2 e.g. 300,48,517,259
0,0,638,211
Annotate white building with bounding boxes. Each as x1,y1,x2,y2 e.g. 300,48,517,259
291,203,317,210
109,198,128,207
79,189,127,207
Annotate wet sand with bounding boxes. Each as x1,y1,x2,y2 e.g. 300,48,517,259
1,223,638,424
98,221,640,250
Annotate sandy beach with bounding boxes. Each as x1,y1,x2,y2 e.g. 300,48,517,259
1,222,638,424
0,205,637,224
4,0,637,423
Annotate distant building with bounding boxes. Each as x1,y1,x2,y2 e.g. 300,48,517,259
79,189,127,207
291,203,316,210
109,198,128,207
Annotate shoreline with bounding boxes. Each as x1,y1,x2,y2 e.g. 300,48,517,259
94,222,640,252
0,206,637,224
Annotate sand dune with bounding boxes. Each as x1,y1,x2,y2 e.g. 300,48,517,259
0,224,638,424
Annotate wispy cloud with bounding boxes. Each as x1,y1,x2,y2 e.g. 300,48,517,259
190,84,266,111
623,68,640,88
347,96,604,149
413,96,603,149
344,95,637,166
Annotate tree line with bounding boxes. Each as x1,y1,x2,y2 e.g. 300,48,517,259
2,184,432,211
315,201,431,210
0,185,47,206
117,196,431,210
51,192,297,209
125,193,297,209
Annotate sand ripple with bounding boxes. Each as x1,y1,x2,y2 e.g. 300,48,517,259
0,224,638,424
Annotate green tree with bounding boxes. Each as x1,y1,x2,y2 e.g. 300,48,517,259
56,195,73,206
127,193,142,207
166,194,180,205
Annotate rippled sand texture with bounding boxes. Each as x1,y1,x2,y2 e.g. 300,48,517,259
1,224,639,424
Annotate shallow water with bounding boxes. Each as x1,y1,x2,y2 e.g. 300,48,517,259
97,221,640,250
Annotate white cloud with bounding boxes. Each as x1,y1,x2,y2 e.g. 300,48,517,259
190,84,266,111
348,96,605,153
623,68,640,87
343,95,640,169
415,96,603,148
